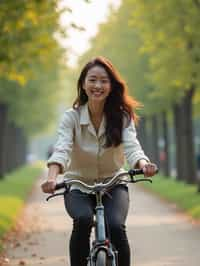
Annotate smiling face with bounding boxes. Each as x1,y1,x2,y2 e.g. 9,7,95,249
83,65,111,104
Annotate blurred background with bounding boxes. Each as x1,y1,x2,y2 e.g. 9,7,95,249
0,0,200,191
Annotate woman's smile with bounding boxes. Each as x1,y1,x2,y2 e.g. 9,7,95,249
90,89,105,97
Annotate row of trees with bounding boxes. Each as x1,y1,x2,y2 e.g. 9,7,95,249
77,0,200,190
0,1,68,178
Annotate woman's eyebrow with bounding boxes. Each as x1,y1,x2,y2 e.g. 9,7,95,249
88,74,109,79
87,74,97,78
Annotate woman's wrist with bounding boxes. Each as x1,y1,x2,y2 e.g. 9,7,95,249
138,159,149,169
47,163,61,181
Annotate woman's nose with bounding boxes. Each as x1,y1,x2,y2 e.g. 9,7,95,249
94,81,101,88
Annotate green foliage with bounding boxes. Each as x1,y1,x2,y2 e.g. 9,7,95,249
0,1,71,136
0,62,66,136
0,162,43,251
0,0,65,84
142,175,200,219
129,0,200,101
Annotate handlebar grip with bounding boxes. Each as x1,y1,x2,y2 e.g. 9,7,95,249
129,167,159,176
55,182,65,190
128,169,144,176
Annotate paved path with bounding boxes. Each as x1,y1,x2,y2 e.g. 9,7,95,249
2,172,200,266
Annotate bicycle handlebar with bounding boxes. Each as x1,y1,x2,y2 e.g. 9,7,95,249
46,168,158,201
56,168,158,191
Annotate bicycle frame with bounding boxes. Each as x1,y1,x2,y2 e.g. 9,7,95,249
88,190,118,266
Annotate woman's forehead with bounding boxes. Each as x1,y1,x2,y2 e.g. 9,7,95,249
86,65,109,78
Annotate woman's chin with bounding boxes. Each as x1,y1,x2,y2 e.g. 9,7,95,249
90,96,106,102
88,98,107,106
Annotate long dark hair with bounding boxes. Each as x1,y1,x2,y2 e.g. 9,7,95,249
73,56,141,147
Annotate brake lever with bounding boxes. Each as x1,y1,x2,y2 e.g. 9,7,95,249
46,192,65,201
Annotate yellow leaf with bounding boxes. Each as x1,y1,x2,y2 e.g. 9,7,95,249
173,80,182,87
26,10,38,25
8,72,26,86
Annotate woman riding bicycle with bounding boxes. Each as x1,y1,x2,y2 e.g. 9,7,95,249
41,56,157,266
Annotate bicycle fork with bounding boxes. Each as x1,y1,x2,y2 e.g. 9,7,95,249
87,192,118,266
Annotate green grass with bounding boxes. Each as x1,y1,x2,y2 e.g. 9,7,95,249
141,174,200,219
0,162,43,250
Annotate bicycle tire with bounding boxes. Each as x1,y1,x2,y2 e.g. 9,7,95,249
95,250,107,266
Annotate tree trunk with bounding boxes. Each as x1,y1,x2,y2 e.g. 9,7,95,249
13,125,21,169
0,103,27,177
15,127,27,167
0,103,8,178
173,87,196,183
161,111,170,177
173,103,187,181
151,115,160,166
5,122,13,173
20,129,27,165
182,87,196,184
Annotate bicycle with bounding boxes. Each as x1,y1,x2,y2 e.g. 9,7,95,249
46,168,157,266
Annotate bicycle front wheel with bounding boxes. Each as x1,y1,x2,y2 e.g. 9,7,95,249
95,250,107,266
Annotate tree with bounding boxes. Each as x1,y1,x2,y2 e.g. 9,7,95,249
0,1,66,177
129,0,200,183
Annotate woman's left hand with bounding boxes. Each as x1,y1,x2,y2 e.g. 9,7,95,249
138,159,158,177
142,162,158,177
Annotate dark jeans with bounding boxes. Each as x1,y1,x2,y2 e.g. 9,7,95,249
64,184,130,266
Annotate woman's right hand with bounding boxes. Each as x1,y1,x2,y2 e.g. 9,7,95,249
41,164,61,194
41,179,56,194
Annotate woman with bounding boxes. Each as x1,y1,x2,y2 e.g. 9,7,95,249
41,56,157,266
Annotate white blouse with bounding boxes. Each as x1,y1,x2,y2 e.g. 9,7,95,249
47,103,149,190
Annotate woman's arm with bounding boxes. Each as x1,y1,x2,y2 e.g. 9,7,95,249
41,110,75,193
123,120,157,177
41,163,60,193
47,110,75,173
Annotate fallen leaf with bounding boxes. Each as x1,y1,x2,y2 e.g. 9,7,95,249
3,257,10,264
14,242,21,248
19,260,26,265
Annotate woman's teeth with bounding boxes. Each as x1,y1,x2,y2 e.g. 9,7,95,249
91,90,104,95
